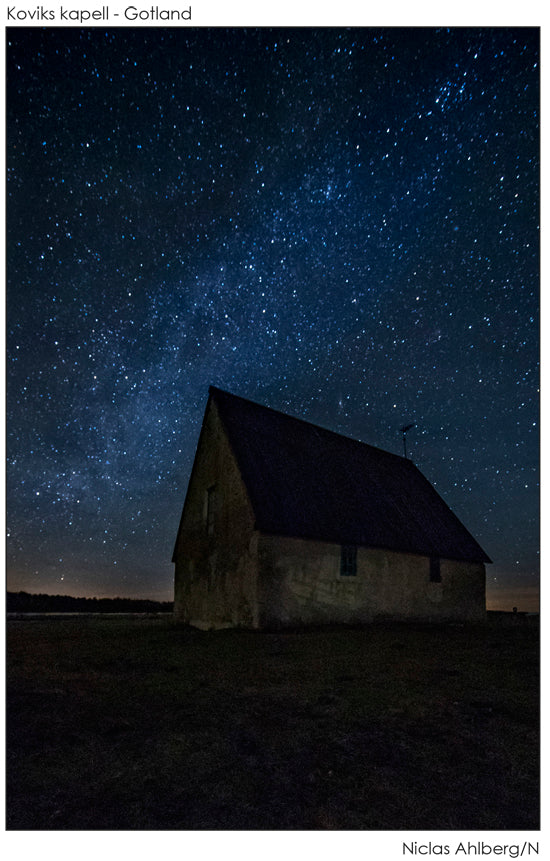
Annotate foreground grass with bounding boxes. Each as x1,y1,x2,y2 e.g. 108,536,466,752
7,616,539,830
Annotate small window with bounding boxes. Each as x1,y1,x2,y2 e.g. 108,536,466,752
430,557,441,582
340,545,357,577
205,485,217,535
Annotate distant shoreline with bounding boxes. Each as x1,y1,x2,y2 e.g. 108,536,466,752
7,612,173,620
6,591,173,615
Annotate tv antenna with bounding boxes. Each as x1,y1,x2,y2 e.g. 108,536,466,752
400,423,416,459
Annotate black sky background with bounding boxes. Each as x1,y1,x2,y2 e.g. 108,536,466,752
6,26,539,608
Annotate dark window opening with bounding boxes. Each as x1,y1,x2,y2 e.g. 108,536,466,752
205,485,217,535
430,557,441,582
340,545,357,577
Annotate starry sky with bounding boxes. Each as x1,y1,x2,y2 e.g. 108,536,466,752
6,26,539,610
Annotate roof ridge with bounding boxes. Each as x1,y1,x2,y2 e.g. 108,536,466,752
209,385,411,464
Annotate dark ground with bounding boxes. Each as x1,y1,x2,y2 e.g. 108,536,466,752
6,616,539,830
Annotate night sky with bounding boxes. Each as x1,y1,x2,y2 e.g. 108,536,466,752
6,26,539,610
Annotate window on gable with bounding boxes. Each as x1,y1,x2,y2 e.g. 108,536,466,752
205,485,217,535
340,545,357,577
430,556,441,582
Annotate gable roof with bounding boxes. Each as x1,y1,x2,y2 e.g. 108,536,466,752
206,386,491,564
179,386,491,562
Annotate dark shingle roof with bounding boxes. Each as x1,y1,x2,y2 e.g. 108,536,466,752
209,386,491,564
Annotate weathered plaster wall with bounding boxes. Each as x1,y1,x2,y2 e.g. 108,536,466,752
257,535,486,627
173,401,259,628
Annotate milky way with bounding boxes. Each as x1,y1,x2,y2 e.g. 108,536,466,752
6,27,539,607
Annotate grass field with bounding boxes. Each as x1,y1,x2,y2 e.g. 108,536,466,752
6,615,539,830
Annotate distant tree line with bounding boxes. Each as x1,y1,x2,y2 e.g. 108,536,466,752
7,591,174,614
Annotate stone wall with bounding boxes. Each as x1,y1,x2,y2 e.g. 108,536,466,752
173,401,259,628
257,534,486,627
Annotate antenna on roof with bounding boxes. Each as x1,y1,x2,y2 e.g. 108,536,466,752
400,423,416,459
